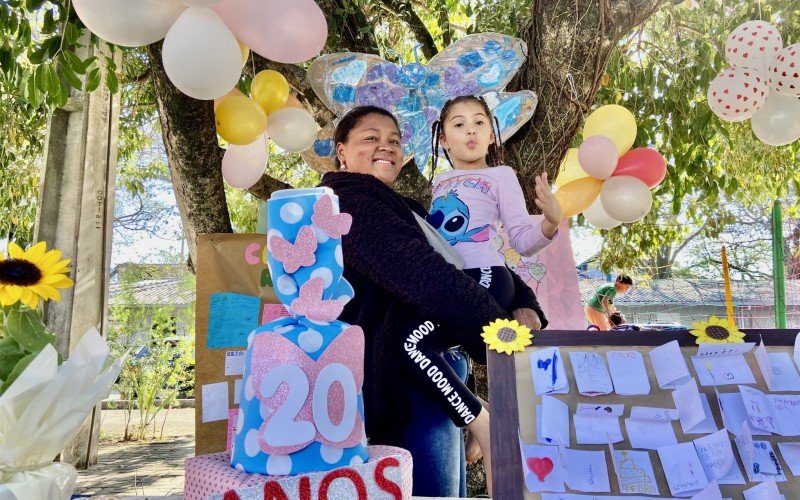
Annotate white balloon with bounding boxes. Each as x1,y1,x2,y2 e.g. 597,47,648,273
600,176,653,224
707,67,768,122
768,43,800,97
583,196,621,229
162,8,242,100
222,134,268,189
72,0,185,47
183,0,218,6
725,20,783,74
751,93,800,146
266,108,319,152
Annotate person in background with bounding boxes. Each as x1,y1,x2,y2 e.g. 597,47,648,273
584,275,633,331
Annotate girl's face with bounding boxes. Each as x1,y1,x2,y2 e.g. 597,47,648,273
335,113,403,185
439,100,495,170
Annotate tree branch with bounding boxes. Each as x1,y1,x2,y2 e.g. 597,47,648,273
317,0,380,54
379,0,438,59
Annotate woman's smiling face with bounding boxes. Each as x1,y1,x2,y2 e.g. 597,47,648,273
335,113,404,185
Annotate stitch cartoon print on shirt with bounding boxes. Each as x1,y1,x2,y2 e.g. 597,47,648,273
427,190,491,246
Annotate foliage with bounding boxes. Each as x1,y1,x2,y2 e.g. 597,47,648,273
107,262,195,441
0,303,57,394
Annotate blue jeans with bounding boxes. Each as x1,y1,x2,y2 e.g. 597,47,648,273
394,348,469,497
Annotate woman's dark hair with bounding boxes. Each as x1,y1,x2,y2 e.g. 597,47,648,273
333,106,400,169
616,274,634,286
429,95,504,185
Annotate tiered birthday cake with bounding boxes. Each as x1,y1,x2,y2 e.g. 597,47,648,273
184,188,412,499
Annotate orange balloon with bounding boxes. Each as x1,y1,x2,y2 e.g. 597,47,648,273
214,87,244,110
284,94,304,109
554,177,603,217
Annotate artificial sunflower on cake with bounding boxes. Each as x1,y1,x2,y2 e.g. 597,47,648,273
689,316,745,344
481,318,533,355
0,241,73,309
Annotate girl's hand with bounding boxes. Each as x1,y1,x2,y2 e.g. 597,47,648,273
465,430,483,465
513,307,542,330
533,172,562,238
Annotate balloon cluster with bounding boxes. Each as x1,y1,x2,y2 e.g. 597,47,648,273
215,71,319,188
707,20,800,146
554,105,667,229
72,0,325,189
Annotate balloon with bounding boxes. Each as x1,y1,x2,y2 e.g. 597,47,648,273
162,8,243,100
583,104,637,157
768,43,800,97
578,135,618,179
600,176,653,223
215,95,268,145
707,67,767,122
554,177,603,218
238,39,250,68
213,87,244,109
582,196,620,230
725,20,783,74
252,70,290,114
612,148,667,188
183,0,218,5
72,0,185,47
222,134,268,189
265,107,318,152
554,148,588,188
213,0,328,64
285,94,305,109
750,93,800,146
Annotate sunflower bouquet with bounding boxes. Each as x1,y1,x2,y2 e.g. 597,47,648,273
0,242,125,500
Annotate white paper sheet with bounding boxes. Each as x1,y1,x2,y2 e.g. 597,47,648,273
574,413,623,444
531,347,569,395
776,442,800,476
692,343,756,386
607,351,650,395
718,391,772,436
738,386,800,436
611,449,660,496
576,403,625,417
753,340,800,391
519,438,566,493
541,395,570,446
690,481,723,500
743,479,784,500
570,351,613,396
233,378,242,405
735,435,788,483
693,429,745,485
201,381,229,423
793,332,800,369
657,442,710,497
625,418,677,450
564,448,611,493
224,350,247,376
673,378,705,431
649,340,692,389
630,407,679,421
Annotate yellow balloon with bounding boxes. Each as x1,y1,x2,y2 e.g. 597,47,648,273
583,104,637,157
237,40,250,68
213,87,244,110
554,148,589,188
215,96,267,145
554,177,603,217
252,69,290,115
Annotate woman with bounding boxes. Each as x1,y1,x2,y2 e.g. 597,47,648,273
319,105,546,497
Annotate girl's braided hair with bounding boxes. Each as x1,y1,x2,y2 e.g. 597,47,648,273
429,95,504,185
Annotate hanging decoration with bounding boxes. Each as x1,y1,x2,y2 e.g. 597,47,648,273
708,20,800,146
554,105,667,228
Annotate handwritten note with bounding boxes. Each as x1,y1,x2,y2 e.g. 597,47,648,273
538,395,570,446
690,481,724,500
531,347,569,395
519,437,565,493
692,342,756,386
261,303,289,324
738,386,800,436
657,442,709,496
226,408,238,452
718,391,772,436
564,448,610,493
754,340,800,391
611,449,659,496
736,431,788,483
743,478,785,500
570,351,613,396
224,350,246,376
693,429,745,484
207,292,261,348
649,340,691,389
607,350,650,395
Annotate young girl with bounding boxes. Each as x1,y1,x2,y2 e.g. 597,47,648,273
428,95,564,313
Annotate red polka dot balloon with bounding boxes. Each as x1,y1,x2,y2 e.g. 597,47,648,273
725,20,783,74
768,43,800,97
707,67,768,122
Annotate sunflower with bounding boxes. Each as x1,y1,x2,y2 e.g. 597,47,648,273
690,316,745,345
0,242,73,309
481,318,533,355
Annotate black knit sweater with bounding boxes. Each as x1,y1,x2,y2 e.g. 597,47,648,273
319,171,546,441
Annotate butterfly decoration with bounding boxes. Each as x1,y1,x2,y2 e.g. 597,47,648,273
268,225,318,273
303,33,538,173
312,194,352,239
290,277,345,323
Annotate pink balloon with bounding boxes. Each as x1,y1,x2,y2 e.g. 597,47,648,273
577,135,618,179
222,134,267,188
213,0,327,64
612,148,667,188
707,67,768,122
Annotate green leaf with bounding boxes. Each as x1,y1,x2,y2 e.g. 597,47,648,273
0,353,36,395
60,63,82,91
0,337,25,381
4,307,52,354
106,70,118,94
85,67,101,92
34,64,48,93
